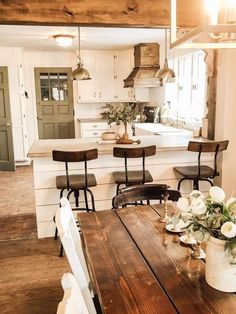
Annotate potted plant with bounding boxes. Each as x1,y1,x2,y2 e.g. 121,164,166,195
101,103,145,140
176,186,236,292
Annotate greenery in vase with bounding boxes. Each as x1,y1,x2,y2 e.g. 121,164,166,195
101,103,146,126
176,186,236,264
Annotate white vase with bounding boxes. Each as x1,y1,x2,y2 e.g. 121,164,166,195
117,122,132,139
205,236,236,292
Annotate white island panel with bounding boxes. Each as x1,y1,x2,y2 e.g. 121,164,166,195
31,140,215,238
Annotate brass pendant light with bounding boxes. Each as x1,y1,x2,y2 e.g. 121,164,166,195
156,29,175,84
71,27,91,81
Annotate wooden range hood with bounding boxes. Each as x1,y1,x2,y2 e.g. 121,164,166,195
124,43,160,88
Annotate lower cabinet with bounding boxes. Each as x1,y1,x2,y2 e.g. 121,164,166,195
79,121,108,138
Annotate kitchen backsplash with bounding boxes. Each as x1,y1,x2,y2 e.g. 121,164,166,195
76,102,149,119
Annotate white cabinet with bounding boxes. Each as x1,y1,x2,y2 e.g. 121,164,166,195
166,51,206,121
78,50,136,103
97,52,115,101
77,51,97,102
191,52,206,119
114,51,134,101
79,121,108,138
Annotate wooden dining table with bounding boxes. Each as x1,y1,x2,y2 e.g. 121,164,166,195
78,204,236,314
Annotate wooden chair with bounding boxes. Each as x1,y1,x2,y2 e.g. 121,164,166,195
112,145,156,195
112,184,181,208
174,140,229,191
57,273,90,314
53,149,98,241
55,203,97,314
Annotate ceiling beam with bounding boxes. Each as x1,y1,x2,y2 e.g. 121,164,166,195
0,0,201,27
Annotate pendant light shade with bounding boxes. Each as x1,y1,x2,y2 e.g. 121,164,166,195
156,29,176,83
71,27,91,81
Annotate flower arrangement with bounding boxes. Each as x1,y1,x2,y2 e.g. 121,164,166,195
101,103,146,126
176,186,236,263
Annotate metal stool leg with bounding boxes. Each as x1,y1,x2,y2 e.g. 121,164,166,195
84,190,89,212
116,184,121,195
86,189,96,211
177,178,186,191
54,189,64,240
59,243,64,257
74,190,80,207
193,179,199,190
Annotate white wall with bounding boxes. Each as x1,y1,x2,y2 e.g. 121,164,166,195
23,50,78,148
215,50,236,197
0,47,28,162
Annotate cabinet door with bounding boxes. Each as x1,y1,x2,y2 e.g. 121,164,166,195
178,55,192,118
97,52,115,102
115,50,133,101
134,88,149,101
191,52,206,119
78,52,97,102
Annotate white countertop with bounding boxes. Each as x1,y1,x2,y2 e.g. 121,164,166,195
28,132,203,158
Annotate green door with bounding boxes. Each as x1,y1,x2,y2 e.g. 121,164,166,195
35,68,75,139
0,67,15,171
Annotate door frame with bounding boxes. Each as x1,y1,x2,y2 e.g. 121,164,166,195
0,66,15,171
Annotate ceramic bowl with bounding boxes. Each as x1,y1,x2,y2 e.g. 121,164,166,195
101,131,117,141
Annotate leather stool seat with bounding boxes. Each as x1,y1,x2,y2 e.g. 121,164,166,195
56,174,97,190
113,170,153,185
174,165,219,178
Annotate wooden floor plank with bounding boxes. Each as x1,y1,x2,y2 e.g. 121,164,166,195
0,238,70,314
116,205,236,314
78,210,177,314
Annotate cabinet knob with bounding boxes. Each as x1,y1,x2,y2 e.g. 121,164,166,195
94,92,96,98
100,92,102,98
93,125,98,128
93,132,98,135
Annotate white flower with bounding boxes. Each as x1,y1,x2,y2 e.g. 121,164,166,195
226,197,236,207
221,222,236,238
190,198,207,215
190,190,204,200
177,197,190,212
209,186,225,203
226,197,236,218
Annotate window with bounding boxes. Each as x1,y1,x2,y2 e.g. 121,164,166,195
165,51,207,124
39,72,68,101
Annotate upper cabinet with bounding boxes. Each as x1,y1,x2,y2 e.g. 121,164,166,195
166,51,206,121
77,49,149,103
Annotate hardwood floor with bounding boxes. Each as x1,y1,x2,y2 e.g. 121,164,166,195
0,238,70,314
0,166,35,216
0,165,70,313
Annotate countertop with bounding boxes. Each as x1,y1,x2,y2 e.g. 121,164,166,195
28,133,202,158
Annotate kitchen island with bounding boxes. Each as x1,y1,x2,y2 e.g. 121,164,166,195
28,133,214,238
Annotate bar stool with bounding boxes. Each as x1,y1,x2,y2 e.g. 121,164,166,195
52,148,98,241
112,145,156,195
174,140,229,191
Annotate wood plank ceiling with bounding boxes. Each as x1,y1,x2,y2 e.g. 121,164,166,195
0,0,201,27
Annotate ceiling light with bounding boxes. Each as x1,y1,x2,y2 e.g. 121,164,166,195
54,35,74,47
170,0,236,49
156,29,176,84
71,27,91,81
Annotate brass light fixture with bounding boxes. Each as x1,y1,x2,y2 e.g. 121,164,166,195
170,0,236,49
71,27,91,81
156,29,176,84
